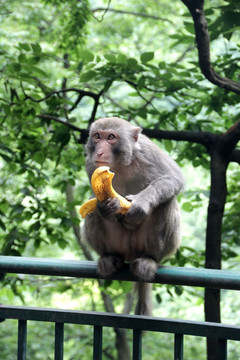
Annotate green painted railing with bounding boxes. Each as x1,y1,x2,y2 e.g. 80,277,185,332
0,256,240,360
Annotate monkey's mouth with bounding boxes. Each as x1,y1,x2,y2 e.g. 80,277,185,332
95,161,110,167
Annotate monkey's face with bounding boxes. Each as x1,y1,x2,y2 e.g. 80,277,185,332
89,128,121,168
86,118,142,170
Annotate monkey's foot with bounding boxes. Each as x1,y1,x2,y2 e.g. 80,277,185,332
98,255,124,277
130,258,157,281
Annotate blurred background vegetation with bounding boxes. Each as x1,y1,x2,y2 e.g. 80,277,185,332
0,0,240,358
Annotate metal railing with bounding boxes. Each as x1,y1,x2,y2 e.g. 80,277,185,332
1,255,240,360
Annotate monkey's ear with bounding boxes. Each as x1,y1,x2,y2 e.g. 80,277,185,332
132,127,142,142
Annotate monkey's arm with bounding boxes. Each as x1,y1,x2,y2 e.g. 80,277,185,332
122,161,184,229
135,171,182,206
134,136,184,207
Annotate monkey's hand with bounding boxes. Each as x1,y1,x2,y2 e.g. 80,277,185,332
97,197,121,220
121,195,148,230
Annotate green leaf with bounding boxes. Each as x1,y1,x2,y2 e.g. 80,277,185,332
127,58,138,68
117,53,127,64
80,49,94,62
0,218,6,231
80,70,97,82
156,293,162,304
175,285,184,296
52,126,71,147
7,63,21,73
27,56,40,65
19,43,31,51
140,51,154,63
103,79,113,92
30,221,41,231
103,279,112,288
184,21,195,34
58,238,68,249
30,65,48,77
182,202,194,212
137,76,145,90
0,152,12,162
32,151,45,165
13,204,25,214
31,43,42,54
164,140,173,152
18,54,26,63
104,54,116,62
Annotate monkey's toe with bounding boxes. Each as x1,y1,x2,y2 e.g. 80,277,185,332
98,255,124,277
130,258,157,281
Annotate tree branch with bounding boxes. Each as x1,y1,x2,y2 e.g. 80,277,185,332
38,114,88,137
23,87,101,103
88,90,104,126
39,113,239,165
229,148,240,165
92,7,173,23
181,0,240,94
142,127,217,148
221,120,240,154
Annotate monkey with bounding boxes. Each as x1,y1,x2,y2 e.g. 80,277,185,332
82,117,184,316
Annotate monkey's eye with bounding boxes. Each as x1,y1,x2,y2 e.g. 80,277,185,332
108,134,116,140
94,133,100,140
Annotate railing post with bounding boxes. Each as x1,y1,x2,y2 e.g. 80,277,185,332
133,329,142,360
55,322,64,360
18,320,27,360
93,325,102,360
218,338,227,360
174,333,184,360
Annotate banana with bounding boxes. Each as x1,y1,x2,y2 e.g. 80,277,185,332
79,198,97,218
79,166,132,218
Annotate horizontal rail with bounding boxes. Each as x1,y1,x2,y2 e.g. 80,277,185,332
1,256,240,290
1,305,240,341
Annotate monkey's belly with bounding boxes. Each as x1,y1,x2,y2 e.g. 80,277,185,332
102,221,150,261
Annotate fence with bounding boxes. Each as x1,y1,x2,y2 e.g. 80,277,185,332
0,255,240,360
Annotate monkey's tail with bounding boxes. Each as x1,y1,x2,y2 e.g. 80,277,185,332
135,282,153,316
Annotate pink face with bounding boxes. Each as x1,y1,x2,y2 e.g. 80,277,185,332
92,129,119,167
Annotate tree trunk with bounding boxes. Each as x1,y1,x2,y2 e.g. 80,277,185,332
205,150,228,360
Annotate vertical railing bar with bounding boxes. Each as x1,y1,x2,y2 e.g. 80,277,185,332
18,320,27,360
55,322,64,360
93,325,103,360
133,329,142,360
218,338,227,360
174,333,184,360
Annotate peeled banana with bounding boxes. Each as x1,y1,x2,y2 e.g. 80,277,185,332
79,166,132,218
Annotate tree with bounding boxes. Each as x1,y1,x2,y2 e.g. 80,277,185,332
0,0,240,359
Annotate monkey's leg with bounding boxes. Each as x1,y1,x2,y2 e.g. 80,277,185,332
98,255,124,277
130,257,157,281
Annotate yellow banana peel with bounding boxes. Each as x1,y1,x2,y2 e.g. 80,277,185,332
79,166,131,218
78,198,98,218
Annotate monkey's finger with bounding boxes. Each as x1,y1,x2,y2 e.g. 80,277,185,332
79,198,98,218
98,198,121,217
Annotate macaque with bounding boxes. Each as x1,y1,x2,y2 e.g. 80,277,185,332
82,117,184,316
